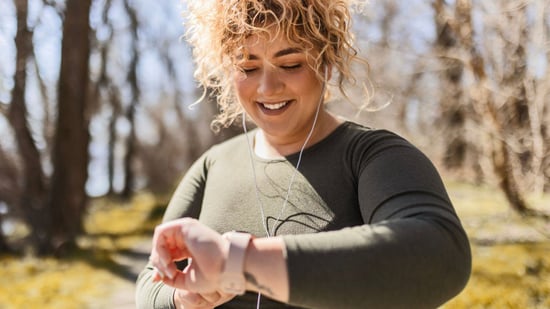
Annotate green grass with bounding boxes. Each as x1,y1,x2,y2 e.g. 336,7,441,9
0,256,119,308
444,243,550,309
444,181,550,309
0,192,165,309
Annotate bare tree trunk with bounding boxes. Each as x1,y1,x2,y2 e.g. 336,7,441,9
95,3,119,195
96,34,119,195
543,2,550,190
484,95,530,214
0,145,20,252
525,74,547,195
432,0,468,169
107,89,121,194
122,100,137,198
0,221,8,253
10,0,51,254
30,53,54,151
524,0,548,195
49,0,92,252
500,3,529,132
121,0,140,198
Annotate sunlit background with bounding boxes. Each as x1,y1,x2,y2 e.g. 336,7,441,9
0,0,549,308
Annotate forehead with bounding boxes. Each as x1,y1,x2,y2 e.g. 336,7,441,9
237,27,309,59
244,30,296,50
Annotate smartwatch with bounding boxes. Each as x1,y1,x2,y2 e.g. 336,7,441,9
220,231,252,295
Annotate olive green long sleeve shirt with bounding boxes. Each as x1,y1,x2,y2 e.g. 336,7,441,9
136,121,471,309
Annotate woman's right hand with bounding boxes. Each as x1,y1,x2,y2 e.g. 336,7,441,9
149,218,229,293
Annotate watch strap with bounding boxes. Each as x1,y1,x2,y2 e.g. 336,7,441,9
220,231,252,294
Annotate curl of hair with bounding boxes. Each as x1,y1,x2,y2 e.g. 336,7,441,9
183,0,367,131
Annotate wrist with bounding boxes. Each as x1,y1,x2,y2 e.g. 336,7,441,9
243,237,289,302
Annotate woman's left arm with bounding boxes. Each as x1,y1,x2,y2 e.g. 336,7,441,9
282,143,471,309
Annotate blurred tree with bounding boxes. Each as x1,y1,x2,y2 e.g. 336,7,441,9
10,0,51,254
92,0,119,195
48,0,92,252
0,0,232,253
462,0,529,214
1,0,548,255
433,0,468,170
0,144,20,252
121,0,140,198
434,0,549,216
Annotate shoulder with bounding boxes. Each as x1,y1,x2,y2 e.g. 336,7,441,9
331,121,432,176
200,131,251,165
336,121,416,155
209,132,249,153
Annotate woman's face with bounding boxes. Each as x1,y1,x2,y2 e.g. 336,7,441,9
233,29,325,140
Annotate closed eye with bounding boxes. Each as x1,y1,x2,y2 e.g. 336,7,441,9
281,64,302,70
237,66,258,74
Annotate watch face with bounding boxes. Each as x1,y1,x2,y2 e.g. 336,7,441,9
220,273,246,295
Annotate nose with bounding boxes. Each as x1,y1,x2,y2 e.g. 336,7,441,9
257,68,283,97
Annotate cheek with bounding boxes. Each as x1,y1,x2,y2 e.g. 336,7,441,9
292,68,321,88
289,74,321,97
234,77,255,101
234,81,246,101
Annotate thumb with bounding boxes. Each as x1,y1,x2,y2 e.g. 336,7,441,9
176,261,219,294
167,268,192,291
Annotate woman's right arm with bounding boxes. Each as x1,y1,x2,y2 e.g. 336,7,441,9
135,153,209,309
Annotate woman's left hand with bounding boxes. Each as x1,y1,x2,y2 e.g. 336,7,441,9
149,218,229,294
173,289,236,309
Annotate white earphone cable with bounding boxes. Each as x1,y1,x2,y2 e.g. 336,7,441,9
243,67,328,309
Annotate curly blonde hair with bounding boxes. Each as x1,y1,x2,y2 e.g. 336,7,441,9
183,0,365,130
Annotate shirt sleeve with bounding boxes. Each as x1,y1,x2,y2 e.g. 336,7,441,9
135,153,210,309
283,141,471,309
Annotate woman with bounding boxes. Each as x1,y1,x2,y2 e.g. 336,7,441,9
136,0,471,308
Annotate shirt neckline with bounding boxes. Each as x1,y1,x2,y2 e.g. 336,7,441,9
248,121,352,163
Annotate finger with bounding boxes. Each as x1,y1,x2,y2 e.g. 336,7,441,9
148,254,168,282
151,266,163,282
159,221,196,280
167,264,211,292
174,289,210,308
199,291,222,304
166,267,191,290
174,226,187,256
149,250,175,281
153,227,187,280
156,244,177,280
151,230,172,278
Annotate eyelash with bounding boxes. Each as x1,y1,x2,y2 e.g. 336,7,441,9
239,64,302,74
281,64,302,70
241,67,257,73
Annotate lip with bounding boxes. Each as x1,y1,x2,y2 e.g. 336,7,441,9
256,100,294,115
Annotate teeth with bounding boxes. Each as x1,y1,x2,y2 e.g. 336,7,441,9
262,101,288,110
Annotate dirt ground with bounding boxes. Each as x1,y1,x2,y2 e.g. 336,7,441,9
105,239,151,309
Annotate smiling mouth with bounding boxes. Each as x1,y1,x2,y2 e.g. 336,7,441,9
259,101,291,110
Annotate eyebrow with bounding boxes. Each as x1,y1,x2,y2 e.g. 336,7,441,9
246,47,303,60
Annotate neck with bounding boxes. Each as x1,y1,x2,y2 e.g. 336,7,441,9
254,112,342,159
